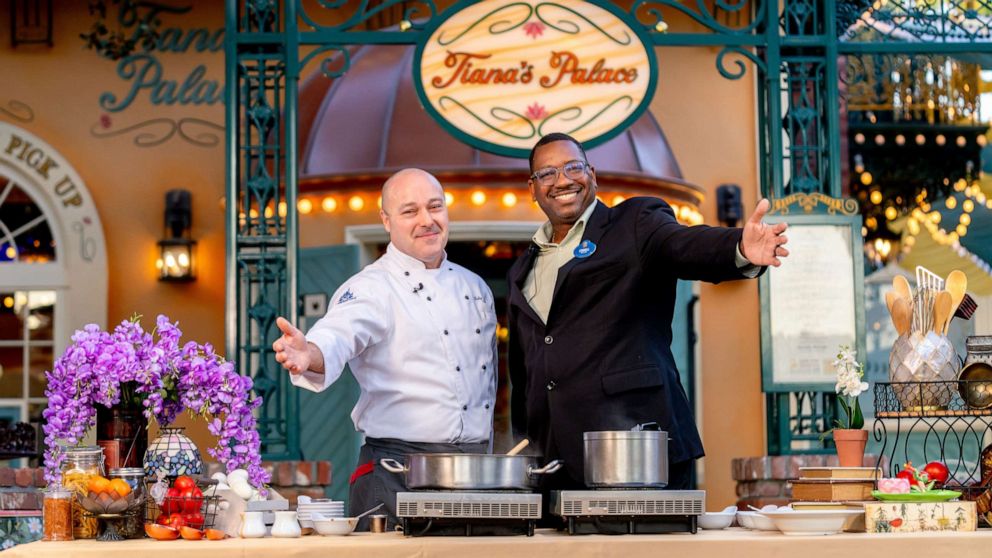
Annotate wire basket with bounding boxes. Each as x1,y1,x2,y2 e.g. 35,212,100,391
143,477,221,530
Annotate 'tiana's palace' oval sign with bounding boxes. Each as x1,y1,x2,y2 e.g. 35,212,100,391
414,0,658,158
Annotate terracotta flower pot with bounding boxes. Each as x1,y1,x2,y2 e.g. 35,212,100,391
833,429,868,467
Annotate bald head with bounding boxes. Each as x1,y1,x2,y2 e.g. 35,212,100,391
381,168,443,215
379,168,450,268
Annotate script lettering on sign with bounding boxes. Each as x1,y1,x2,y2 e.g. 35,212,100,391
414,0,656,157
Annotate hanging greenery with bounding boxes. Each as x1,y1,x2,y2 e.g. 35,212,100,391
79,0,161,61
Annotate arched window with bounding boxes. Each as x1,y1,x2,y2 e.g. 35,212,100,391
0,173,60,428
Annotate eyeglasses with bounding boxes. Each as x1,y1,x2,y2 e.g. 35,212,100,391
530,160,588,186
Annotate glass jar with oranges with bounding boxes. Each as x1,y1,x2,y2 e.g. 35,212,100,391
108,468,144,538
60,446,105,539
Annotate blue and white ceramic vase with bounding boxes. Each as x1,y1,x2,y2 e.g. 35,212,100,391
143,426,203,478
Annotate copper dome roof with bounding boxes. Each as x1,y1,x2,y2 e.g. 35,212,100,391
297,44,704,208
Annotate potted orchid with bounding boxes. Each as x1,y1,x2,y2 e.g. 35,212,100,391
830,345,869,467
42,315,270,491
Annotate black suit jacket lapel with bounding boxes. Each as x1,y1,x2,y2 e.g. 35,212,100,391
549,201,611,315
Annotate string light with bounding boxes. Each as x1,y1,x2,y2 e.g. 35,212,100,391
501,192,517,208
470,191,486,206
869,189,882,204
298,199,313,214
445,192,454,207
322,197,337,212
348,196,364,211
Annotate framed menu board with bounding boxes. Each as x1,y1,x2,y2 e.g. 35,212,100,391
759,211,865,391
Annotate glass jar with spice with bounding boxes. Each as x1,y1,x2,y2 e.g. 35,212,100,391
42,486,73,541
108,467,145,539
60,446,105,540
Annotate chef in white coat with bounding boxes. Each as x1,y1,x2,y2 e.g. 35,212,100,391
273,168,498,530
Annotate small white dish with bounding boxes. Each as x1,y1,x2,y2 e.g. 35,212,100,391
760,509,863,536
738,510,778,531
698,511,735,530
312,513,359,536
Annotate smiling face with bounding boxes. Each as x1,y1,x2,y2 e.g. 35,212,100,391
380,169,449,268
529,140,598,231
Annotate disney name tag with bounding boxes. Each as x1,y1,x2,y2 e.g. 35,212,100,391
574,240,597,259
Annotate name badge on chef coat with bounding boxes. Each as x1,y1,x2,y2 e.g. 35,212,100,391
574,240,596,259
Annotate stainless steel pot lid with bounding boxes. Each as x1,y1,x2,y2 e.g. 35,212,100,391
583,430,668,440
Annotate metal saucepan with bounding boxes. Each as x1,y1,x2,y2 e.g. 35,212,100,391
380,454,563,490
584,425,669,488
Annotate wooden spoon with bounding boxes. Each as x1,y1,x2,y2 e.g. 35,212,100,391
893,275,913,304
506,439,530,456
945,270,967,332
884,290,898,316
933,290,952,335
892,297,912,335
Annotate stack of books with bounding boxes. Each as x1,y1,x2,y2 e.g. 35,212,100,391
790,466,880,503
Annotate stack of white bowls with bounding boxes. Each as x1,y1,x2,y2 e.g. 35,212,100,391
297,499,345,529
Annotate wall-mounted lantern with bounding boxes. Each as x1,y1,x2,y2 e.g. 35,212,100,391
156,189,196,282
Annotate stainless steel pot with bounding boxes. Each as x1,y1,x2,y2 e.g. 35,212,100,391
379,454,563,490
583,430,668,488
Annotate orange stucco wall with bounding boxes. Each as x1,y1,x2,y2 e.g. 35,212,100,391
2,1,762,507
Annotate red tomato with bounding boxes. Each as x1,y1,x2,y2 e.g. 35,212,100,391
184,512,204,529
181,487,204,515
168,513,187,528
923,461,950,485
162,487,184,515
156,513,171,526
895,469,914,482
174,476,196,491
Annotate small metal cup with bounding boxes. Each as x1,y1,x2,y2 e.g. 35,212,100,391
369,514,387,533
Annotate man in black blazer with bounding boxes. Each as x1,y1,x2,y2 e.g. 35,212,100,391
508,132,789,490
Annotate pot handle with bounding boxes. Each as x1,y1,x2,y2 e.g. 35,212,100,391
379,458,408,474
527,459,563,476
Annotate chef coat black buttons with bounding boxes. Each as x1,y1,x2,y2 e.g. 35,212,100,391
465,295,469,300
544,335,553,345
426,296,432,301
462,405,468,411
482,365,487,370
404,271,410,276
546,380,557,391
443,329,449,335
455,366,461,372
476,328,481,334
485,403,490,409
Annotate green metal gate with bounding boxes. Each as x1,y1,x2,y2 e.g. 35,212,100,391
225,0,992,459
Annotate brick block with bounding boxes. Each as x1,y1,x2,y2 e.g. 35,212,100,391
295,462,313,487
14,469,33,488
33,468,46,488
275,461,295,487
0,468,14,487
735,480,788,498
0,489,41,510
316,461,331,486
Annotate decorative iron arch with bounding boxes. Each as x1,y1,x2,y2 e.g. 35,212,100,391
226,0,992,458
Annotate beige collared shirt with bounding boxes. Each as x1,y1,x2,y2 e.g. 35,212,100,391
522,199,600,324
523,199,758,324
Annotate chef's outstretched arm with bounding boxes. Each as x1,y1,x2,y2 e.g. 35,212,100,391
273,316,325,375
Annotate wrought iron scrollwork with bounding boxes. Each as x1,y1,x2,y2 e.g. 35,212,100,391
300,45,352,79
630,0,764,37
716,46,766,79
299,0,438,33
840,0,992,43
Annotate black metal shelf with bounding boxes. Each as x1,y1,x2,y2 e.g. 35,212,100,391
873,381,992,525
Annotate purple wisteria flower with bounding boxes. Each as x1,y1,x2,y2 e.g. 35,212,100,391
43,315,271,491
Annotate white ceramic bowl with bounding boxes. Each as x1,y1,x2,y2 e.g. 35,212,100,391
737,511,777,531
698,511,735,530
312,516,358,536
760,509,863,536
